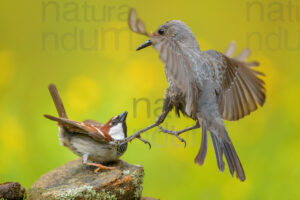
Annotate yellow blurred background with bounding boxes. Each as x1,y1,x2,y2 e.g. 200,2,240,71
0,0,299,199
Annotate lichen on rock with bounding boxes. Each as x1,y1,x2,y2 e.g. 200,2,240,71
131,170,144,199
27,159,144,200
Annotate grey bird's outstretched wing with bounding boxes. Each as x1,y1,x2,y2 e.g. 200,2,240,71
153,37,202,117
128,9,201,117
128,8,149,36
128,8,199,117
224,41,254,62
203,49,266,121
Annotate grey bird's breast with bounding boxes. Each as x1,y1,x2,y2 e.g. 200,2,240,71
167,85,196,119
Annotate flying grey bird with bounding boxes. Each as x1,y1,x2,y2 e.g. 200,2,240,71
123,8,265,181
44,84,128,173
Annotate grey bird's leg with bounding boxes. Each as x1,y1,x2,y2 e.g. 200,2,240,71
120,95,172,147
137,136,152,148
158,121,200,147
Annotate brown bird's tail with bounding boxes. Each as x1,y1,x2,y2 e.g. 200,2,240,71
47,84,68,118
195,119,245,181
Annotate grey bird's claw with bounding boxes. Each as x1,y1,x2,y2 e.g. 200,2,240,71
118,122,158,147
176,135,187,147
119,138,131,147
158,126,187,147
119,135,151,149
137,136,151,149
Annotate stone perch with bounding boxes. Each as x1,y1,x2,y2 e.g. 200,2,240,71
27,159,145,200
0,182,25,200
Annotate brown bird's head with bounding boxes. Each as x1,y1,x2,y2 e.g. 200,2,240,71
136,20,200,51
101,111,128,141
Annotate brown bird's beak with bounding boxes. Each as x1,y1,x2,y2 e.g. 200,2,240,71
118,111,128,123
136,40,152,51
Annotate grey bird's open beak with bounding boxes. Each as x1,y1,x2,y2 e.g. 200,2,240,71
119,111,128,122
136,40,152,51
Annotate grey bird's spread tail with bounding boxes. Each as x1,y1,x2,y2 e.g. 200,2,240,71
194,123,208,165
194,116,245,181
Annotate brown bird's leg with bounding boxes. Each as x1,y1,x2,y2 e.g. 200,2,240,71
86,162,116,173
120,96,172,147
158,121,200,146
82,154,115,173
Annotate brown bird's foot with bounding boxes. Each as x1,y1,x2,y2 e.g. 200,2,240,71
158,126,187,147
86,162,116,173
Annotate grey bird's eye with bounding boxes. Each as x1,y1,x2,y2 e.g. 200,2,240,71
158,29,164,35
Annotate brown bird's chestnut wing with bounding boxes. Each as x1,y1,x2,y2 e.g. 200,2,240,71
44,115,109,143
204,50,266,121
82,120,103,127
128,8,149,36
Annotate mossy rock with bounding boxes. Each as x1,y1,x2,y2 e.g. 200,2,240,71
27,159,144,200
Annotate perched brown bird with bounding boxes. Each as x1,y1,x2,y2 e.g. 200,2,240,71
123,8,266,181
44,84,128,173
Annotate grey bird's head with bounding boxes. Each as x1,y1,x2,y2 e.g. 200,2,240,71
136,20,200,51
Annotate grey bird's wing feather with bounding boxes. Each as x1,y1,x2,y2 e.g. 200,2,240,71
224,41,256,63
153,37,201,117
128,9,200,116
224,41,237,58
204,50,266,121
44,115,108,143
128,8,149,36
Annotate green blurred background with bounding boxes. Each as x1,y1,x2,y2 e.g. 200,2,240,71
0,0,299,199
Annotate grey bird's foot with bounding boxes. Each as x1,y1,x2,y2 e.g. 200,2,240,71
137,136,151,149
158,122,200,135
118,113,169,148
119,123,156,148
158,122,200,147
158,126,187,147
119,135,151,148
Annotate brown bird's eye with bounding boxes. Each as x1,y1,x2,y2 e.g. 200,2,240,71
158,29,164,35
112,119,117,125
